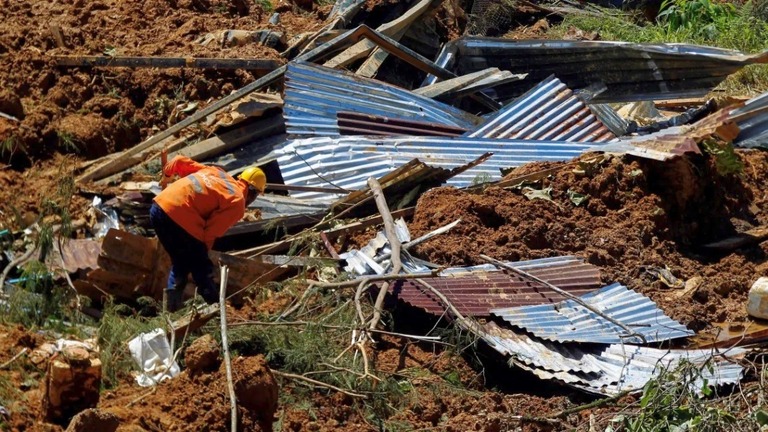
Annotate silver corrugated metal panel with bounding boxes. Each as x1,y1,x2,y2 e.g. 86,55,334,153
247,193,330,219
481,323,746,395
491,283,694,344
283,62,479,137
465,76,616,142
424,38,768,103
270,136,603,201
732,92,768,148
483,322,603,374
589,103,631,137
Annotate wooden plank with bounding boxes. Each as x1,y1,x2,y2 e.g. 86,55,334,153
413,68,501,98
171,115,285,161
172,304,220,340
703,226,768,251
324,0,439,69
55,56,281,71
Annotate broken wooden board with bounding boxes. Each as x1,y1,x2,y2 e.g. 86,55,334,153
703,226,768,251
413,68,503,99
323,0,440,69
172,303,220,340
81,229,288,304
170,114,285,162
55,55,281,71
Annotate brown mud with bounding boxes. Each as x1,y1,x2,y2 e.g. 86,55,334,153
410,151,768,332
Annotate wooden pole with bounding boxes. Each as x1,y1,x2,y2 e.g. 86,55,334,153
219,265,238,432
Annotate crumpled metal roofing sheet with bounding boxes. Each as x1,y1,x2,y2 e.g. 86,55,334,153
337,112,466,137
390,256,602,317
731,92,768,148
465,75,615,142
270,136,603,201
58,239,101,274
283,62,479,137
491,283,694,344
423,38,768,103
481,323,746,395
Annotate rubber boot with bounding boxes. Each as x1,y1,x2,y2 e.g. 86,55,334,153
166,289,183,312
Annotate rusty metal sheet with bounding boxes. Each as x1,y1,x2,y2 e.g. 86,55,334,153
337,112,466,137
595,108,738,161
58,239,101,274
465,75,616,142
390,256,601,317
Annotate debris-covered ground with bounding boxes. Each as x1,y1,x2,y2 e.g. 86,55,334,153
4,0,768,431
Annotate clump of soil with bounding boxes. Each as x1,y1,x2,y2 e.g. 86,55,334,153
99,354,278,431
184,334,220,373
65,408,119,432
409,151,768,330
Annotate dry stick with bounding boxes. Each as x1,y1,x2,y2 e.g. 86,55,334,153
307,271,437,290
354,279,368,327
374,219,461,263
0,245,37,294
0,348,28,370
478,255,648,344
229,320,444,343
367,177,402,331
272,370,367,399
219,265,238,432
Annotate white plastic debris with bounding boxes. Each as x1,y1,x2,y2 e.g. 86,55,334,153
127,328,180,387
91,196,120,238
747,277,768,319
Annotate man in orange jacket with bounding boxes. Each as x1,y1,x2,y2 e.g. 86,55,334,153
149,155,266,310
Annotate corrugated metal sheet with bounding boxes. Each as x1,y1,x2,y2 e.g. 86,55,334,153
423,38,768,103
330,158,473,216
283,62,479,137
269,136,604,201
337,112,466,137
491,283,694,344
589,103,632,137
482,322,746,395
390,256,602,317
732,92,768,148
594,107,739,161
465,75,616,142
58,239,101,274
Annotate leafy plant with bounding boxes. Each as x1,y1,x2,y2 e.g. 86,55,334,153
57,131,80,154
657,0,736,40
700,138,744,175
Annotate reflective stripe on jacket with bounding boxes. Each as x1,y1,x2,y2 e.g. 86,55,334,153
154,156,247,250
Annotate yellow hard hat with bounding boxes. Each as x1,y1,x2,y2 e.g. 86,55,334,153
240,167,266,193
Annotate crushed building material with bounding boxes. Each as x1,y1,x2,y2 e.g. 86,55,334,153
269,136,607,200
390,256,602,316
483,322,746,395
283,61,480,137
465,75,616,142
423,38,768,103
490,282,695,344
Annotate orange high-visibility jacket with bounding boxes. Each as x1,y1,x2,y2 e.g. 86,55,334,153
154,156,248,250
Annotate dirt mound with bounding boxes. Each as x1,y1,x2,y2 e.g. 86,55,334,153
409,152,768,331
184,334,220,373
99,354,277,431
65,408,119,432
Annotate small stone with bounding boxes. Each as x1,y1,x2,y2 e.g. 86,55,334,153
65,408,119,432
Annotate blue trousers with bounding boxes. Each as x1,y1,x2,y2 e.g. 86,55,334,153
149,203,216,302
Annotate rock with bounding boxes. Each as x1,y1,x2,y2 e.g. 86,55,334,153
43,356,102,425
184,334,220,373
65,408,119,432
230,355,279,430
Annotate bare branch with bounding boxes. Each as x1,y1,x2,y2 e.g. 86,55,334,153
219,265,238,432
272,370,368,399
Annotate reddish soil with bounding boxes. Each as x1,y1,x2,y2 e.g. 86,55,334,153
410,151,768,332
99,354,278,431
0,325,48,432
